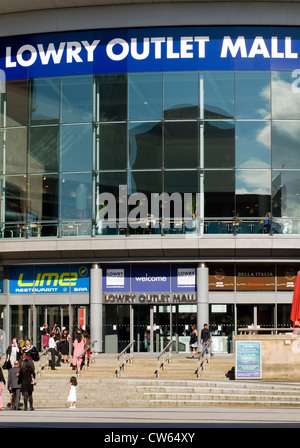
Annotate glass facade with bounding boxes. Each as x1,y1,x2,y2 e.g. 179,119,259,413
1,70,300,237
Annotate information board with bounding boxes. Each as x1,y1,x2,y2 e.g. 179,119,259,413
235,340,262,379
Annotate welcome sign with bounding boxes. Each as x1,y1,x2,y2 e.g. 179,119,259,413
1,26,300,80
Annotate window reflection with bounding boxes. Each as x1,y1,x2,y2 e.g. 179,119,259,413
236,169,271,217
28,174,58,221
5,175,26,222
204,170,235,217
236,121,271,168
272,121,300,169
28,126,59,173
3,80,28,127
60,124,92,172
272,170,300,218
202,72,234,119
236,71,270,119
163,72,198,119
272,71,300,119
164,122,198,169
3,128,27,174
95,74,127,122
30,78,59,125
204,121,235,168
98,123,127,170
129,122,162,169
60,173,92,220
61,76,93,123
129,73,162,121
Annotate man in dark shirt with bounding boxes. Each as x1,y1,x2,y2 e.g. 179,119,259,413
200,323,214,358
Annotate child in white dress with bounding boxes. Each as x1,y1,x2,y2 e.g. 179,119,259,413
67,376,77,408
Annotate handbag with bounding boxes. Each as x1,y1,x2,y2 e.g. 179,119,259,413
2,360,11,370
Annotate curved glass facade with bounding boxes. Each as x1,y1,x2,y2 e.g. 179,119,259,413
1,69,300,237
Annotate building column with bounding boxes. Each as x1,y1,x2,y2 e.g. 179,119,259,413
90,263,103,353
197,262,209,341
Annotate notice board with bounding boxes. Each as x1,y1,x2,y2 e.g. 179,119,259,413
235,341,262,379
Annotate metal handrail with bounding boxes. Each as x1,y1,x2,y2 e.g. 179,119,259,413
195,340,213,378
116,340,135,377
37,341,60,377
76,340,97,377
156,340,173,378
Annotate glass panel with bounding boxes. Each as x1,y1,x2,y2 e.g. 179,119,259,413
236,121,271,168
28,126,59,173
272,121,300,169
129,122,162,169
164,171,198,226
5,175,26,222
236,71,270,119
204,170,235,217
163,72,198,119
203,121,235,168
28,174,58,221
30,78,59,125
96,73,127,122
237,305,253,329
60,172,92,220
98,123,127,170
95,171,127,235
60,124,92,172
3,80,28,127
164,122,198,169
257,304,274,328
129,72,162,121
272,71,300,119
3,128,27,174
236,169,271,217
61,75,93,123
202,72,234,119
129,170,162,196
272,170,300,218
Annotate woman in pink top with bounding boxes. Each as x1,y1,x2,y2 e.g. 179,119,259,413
72,331,84,371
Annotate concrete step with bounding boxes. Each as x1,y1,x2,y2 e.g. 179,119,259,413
5,354,300,408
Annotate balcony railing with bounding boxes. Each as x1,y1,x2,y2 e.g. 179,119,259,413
1,217,299,239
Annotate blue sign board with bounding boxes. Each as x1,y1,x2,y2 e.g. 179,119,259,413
10,265,90,294
1,26,300,80
236,340,262,379
131,264,170,292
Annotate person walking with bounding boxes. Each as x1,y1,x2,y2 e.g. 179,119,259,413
189,324,198,358
42,323,50,350
7,360,21,410
0,365,6,410
18,358,35,411
49,332,61,370
5,338,21,368
200,323,214,359
67,376,77,408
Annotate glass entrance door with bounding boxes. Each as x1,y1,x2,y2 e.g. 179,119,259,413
134,305,150,352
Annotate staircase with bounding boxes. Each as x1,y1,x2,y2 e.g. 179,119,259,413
4,353,300,408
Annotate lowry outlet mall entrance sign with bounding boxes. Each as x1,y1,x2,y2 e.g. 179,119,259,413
1,26,300,80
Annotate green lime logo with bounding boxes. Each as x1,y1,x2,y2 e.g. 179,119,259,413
63,287,68,292
78,266,88,277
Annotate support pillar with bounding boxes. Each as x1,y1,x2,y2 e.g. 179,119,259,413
90,263,103,353
197,262,209,342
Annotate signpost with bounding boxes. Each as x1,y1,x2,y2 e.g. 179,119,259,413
236,340,262,379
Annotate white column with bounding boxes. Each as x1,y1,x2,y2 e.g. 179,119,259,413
197,262,209,341
90,263,103,353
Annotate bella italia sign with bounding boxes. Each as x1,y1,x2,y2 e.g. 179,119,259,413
1,26,300,80
103,293,196,304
